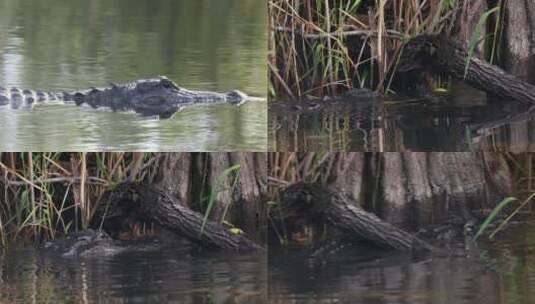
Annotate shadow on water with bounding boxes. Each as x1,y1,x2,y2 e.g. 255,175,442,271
0,0,267,151
0,241,267,303
268,222,535,304
269,85,535,152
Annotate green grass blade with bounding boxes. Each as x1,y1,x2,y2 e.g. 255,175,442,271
200,164,241,236
464,6,500,78
473,196,517,241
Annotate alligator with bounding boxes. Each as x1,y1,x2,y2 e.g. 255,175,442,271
42,229,126,259
270,88,380,113
0,76,261,119
40,229,181,259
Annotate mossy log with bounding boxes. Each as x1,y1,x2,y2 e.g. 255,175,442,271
402,35,535,108
92,183,263,251
279,182,434,252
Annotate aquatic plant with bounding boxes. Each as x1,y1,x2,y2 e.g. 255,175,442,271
269,0,506,99
0,153,257,247
201,164,241,233
475,153,535,240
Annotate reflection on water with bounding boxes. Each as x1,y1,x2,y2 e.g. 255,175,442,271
469,111,535,152
0,242,267,303
0,0,267,151
268,222,535,304
0,102,266,151
269,88,534,152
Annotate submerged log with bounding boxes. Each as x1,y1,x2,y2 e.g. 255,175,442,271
279,182,434,252
93,183,263,251
403,35,535,107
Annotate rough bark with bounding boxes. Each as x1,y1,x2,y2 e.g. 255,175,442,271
209,153,233,222
231,152,265,234
379,152,510,228
152,153,191,207
95,183,263,251
381,152,408,226
148,152,265,233
404,35,535,106
334,153,365,202
504,0,535,83
279,183,434,252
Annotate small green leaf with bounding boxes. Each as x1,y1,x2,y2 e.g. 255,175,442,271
464,6,500,78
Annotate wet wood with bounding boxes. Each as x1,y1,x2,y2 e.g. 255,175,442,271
403,35,535,106
94,183,263,251
279,182,434,252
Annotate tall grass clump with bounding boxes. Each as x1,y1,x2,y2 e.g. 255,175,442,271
269,0,505,99
0,152,157,247
0,153,254,248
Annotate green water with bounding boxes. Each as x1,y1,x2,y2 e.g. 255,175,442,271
0,0,267,151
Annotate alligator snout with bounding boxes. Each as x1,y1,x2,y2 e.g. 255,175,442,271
226,90,248,104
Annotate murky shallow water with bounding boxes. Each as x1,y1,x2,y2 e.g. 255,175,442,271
0,0,267,151
0,242,267,303
268,222,535,304
269,87,534,152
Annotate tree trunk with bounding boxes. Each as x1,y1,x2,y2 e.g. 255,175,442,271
380,152,511,228
272,152,513,234
279,183,434,251
209,153,233,222
152,153,191,207
95,183,263,251
146,152,265,234
504,0,535,83
230,153,266,235
333,152,366,202
404,35,535,105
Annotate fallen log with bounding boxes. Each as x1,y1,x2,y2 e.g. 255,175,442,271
279,182,434,252
92,182,263,252
403,35,535,106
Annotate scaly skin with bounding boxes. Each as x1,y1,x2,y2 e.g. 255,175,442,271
0,76,256,119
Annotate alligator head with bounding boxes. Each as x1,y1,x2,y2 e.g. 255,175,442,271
129,77,248,118
225,90,248,105
127,77,184,119
42,229,123,259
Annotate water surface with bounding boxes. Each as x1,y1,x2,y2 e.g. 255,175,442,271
1,242,267,303
269,85,534,152
268,222,535,304
0,0,267,151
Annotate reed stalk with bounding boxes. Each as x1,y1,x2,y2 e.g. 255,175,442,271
269,0,505,99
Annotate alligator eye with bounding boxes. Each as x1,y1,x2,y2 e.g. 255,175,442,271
159,79,173,89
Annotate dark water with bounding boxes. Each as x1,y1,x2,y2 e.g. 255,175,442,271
0,243,267,303
269,85,534,152
268,223,535,304
0,0,267,151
